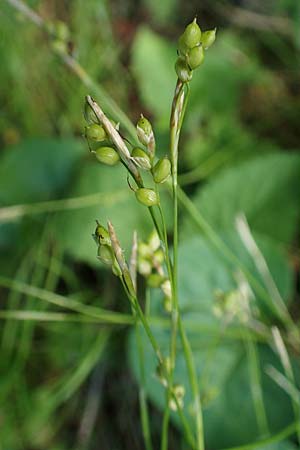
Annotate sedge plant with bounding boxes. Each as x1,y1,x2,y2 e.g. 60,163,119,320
83,18,216,450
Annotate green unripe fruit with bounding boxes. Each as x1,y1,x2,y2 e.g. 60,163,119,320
138,242,152,259
85,124,107,142
182,18,201,49
154,248,164,264
94,223,111,246
94,146,120,166
51,39,67,54
153,157,171,184
131,147,151,170
132,147,149,159
147,273,165,288
135,188,159,207
175,58,193,83
55,20,70,41
138,258,152,276
201,28,216,49
148,230,160,251
136,115,153,146
178,35,189,57
97,244,114,265
187,45,204,70
46,20,70,41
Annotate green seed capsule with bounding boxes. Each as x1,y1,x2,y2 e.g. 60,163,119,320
154,248,164,264
94,146,120,166
55,20,70,41
51,39,67,54
148,230,160,252
138,258,152,276
147,273,165,288
97,244,114,265
85,124,107,142
153,157,171,184
175,58,193,83
94,223,111,246
201,28,216,49
138,242,152,259
131,147,151,170
182,18,201,49
135,188,159,207
136,115,153,146
187,45,204,70
178,35,189,57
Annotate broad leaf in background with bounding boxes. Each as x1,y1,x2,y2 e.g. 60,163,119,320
182,153,300,245
180,116,280,177
0,139,85,205
54,161,152,266
141,0,177,24
128,233,297,448
0,139,85,272
131,26,176,129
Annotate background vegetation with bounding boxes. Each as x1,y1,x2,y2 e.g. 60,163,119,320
0,1,300,449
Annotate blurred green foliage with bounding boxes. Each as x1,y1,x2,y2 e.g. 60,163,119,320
0,0,300,449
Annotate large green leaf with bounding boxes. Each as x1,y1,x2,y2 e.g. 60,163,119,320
141,0,177,24
131,26,176,129
128,233,297,448
182,153,300,245
54,161,153,265
0,138,85,205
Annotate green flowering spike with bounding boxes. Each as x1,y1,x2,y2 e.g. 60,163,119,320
136,115,153,147
147,273,165,288
201,28,217,49
94,222,111,246
187,45,204,70
94,146,120,166
135,188,159,207
181,18,201,49
175,58,193,83
97,244,114,265
153,157,171,184
85,124,107,142
131,147,151,170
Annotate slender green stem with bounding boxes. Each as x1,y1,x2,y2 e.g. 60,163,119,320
244,330,269,436
136,320,153,450
121,282,196,449
170,79,204,450
178,316,204,450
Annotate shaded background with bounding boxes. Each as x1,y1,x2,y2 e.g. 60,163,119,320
0,1,300,449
